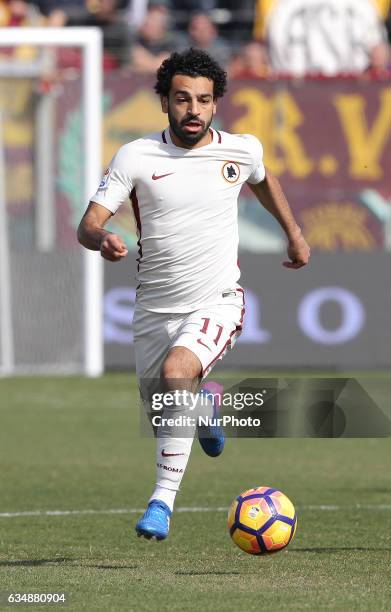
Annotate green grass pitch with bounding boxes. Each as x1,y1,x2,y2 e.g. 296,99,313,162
0,373,390,611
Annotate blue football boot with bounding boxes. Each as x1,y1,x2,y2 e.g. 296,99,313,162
198,382,225,457
135,500,171,540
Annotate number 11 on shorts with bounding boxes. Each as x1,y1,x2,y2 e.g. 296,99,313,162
199,317,224,345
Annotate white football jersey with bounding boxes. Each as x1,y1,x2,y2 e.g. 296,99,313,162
91,127,265,312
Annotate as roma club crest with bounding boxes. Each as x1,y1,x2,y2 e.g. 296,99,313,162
221,161,240,183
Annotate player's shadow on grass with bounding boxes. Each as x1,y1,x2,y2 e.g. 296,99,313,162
0,558,70,567
85,564,138,570
175,570,242,576
291,547,391,553
0,559,138,570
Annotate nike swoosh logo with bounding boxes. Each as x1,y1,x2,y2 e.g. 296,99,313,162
152,172,175,180
162,449,185,457
197,338,212,351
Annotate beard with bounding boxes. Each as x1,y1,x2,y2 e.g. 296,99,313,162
168,107,213,146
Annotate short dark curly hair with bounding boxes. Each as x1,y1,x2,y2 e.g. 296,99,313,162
155,48,227,99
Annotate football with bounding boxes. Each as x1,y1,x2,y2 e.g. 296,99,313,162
228,486,297,555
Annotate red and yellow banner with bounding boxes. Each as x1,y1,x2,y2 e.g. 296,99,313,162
4,75,391,251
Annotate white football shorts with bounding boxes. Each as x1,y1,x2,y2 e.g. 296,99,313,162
133,288,245,384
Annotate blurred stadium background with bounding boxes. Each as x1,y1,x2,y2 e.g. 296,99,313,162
1,0,391,376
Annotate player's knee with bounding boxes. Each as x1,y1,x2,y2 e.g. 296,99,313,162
161,348,201,389
161,356,187,382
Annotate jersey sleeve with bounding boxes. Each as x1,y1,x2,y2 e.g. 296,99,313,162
90,145,134,214
244,134,266,184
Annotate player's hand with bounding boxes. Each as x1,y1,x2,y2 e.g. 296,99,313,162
100,233,128,262
283,233,310,269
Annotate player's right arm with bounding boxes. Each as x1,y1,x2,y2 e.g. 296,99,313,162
77,202,128,262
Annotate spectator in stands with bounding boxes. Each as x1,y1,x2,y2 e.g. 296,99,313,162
170,0,217,32
29,0,86,22
264,0,390,77
129,3,174,74
214,0,255,44
171,0,218,9
176,11,231,67
66,0,129,68
32,0,129,71
0,0,42,26
229,40,271,79
0,0,46,62
125,0,169,32
169,1,218,16
170,0,254,43
125,0,149,33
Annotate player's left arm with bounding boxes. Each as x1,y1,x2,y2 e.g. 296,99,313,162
248,168,310,269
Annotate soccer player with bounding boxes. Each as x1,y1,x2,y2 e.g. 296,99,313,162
77,48,310,541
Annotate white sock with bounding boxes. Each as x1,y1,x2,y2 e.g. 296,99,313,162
153,391,195,499
151,390,214,510
149,485,177,512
